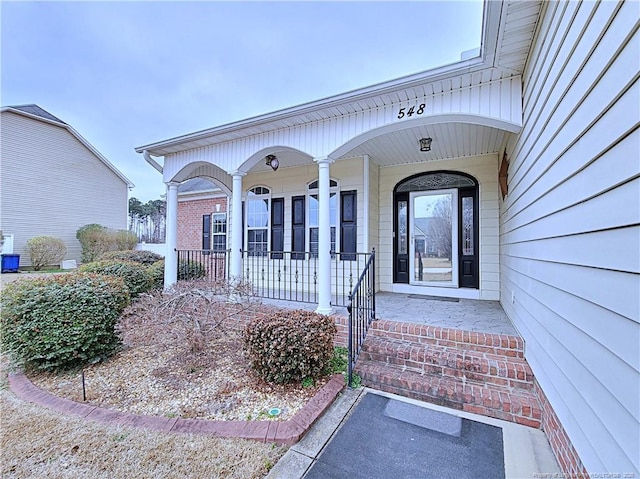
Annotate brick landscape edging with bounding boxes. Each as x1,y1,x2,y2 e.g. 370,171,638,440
8,372,345,446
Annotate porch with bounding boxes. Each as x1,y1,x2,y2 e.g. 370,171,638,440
262,291,517,336
176,248,516,336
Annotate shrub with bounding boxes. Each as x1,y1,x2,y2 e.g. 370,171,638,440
147,260,165,290
24,236,67,271
79,260,151,298
76,225,140,263
76,224,111,262
113,230,138,250
99,250,163,266
244,310,337,384
178,259,206,281
0,273,130,371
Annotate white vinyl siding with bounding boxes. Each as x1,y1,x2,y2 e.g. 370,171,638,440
161,77,523,181
378,153,501,300
0,112,129,266
501,1,639,475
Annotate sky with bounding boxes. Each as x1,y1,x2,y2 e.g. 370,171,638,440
1,1,483,203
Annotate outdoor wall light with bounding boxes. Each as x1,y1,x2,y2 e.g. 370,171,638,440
419,137,432,152
265,154,279,171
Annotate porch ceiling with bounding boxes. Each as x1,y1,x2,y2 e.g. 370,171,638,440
340,122,510,167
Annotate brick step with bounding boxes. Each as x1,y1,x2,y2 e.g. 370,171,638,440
355,360,542,429
369,320,525,358
361,336,534,391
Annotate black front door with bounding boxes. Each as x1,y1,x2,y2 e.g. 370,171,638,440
393,171,479,289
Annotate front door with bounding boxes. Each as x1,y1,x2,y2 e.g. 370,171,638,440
393,171,479,289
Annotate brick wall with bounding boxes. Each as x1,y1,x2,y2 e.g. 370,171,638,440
535,379,589,479
177,197,227,250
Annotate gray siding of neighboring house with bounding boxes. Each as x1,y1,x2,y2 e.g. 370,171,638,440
501,1,639,474
1,111,129,266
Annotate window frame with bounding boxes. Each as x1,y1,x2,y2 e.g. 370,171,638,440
211,212,227,252
245,186,271,256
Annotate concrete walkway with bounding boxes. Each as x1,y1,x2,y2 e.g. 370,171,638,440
267,388,561,479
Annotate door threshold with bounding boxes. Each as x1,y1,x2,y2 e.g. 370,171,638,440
391,283,481,300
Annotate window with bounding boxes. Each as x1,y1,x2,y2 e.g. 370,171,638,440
308,179,338,257
212,213,227,251
246,186,270,256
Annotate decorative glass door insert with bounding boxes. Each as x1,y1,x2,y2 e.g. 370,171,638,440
409,189,458,286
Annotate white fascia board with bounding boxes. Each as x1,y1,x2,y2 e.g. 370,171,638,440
2,107,135,188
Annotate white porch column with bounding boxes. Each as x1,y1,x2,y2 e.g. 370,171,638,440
164,181,179,289
230,171,245,280
314,157,334,315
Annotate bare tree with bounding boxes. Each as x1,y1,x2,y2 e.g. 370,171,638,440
428,196,452,260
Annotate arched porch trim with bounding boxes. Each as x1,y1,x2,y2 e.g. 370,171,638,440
238,145,315,173
329,113,520,160
169,161,233,196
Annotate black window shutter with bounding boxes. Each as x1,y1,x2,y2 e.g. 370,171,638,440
340,190,357,261
291,196,305,259
202,214,211,253
271,198,284,259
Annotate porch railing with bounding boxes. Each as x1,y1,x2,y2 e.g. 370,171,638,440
176,249,229,282
174,249,372,309
240,250,372,307
347,249,376,388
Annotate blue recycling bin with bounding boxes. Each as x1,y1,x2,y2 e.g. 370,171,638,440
1,254,20,273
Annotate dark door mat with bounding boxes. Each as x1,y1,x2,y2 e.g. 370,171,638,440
305,393,504,479
407,294,460,302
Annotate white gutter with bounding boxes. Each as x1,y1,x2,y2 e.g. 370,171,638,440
143,150,163,174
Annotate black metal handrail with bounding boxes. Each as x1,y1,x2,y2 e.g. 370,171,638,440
347,249,376,387
176,249,229,282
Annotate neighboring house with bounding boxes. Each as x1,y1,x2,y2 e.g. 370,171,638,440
137,1,638,477
1,105,133,266
176,178,228,251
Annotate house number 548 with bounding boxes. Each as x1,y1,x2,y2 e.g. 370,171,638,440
397,103,426,119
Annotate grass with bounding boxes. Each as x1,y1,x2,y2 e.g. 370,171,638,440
328,346,362,388
0,378,287,479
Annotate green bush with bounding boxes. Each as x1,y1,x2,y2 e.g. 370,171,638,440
79,260,151,298
178,259,206,280
99,250,163,266
113,230,138,250
24,236,67,271
76,224,111,262
76,225,140,263
147,260,165,290
0,273,130,371
244,310,337,384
